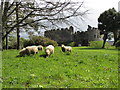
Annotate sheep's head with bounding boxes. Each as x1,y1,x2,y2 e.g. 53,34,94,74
46,49,51,56
38,45,43,50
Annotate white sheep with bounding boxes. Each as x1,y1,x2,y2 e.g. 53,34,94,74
19,46,39,56
37,45,43,51
61,44,72,52
45,45,54,57
25,46,38,55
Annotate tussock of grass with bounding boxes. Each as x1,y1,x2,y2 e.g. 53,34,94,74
2,47,118,88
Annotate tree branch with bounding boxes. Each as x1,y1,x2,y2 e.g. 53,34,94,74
7,2,21,18
2,11,34,40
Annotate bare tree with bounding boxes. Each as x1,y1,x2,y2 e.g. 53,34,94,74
1,0,89,49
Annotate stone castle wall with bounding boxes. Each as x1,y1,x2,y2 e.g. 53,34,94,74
87,27,101,41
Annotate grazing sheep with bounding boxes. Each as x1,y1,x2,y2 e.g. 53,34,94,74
25,46,38,55
37,45,43,51
19,46,39,56
61,44,72,52
45,45,54,57
19,48,28,56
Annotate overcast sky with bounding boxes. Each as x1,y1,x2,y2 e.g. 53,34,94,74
79,0,120,30
20,0,120,38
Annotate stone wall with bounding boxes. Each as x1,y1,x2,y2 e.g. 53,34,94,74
87,27,101,41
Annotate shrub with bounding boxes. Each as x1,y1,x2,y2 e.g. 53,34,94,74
23,36,58,47
90,41,111,48
115,40,120,49
68,42,76,47
3,35,58,49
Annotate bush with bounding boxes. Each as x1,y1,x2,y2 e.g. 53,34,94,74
23,36,58,47
90,41,111,48
68,42,76,47
115,40,120,49
3,36,58,49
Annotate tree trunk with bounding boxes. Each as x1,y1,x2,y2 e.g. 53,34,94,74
113,30,118,46
17,29,20,50
2,1,9,50
5,32,8,50
16,2,20,50
0,2,3,50
102,33,108,48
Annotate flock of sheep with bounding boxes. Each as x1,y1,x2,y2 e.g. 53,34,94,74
19,44,72,57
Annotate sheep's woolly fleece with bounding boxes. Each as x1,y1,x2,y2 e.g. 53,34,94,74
61,44,72,52
45,45,54,56
19,46,38,56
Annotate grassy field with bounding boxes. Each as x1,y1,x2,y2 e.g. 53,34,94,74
2,47,118,88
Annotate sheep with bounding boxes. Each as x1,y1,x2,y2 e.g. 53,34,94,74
19,46,39,56
25,46,38,55
19,48,28,56
37,45,43,51
61,44,72,52
45,45,54,57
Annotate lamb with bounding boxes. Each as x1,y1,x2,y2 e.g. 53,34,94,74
61,44,72,52
37,45,43,51
45,45,54,57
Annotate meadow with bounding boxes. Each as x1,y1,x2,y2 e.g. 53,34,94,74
2,47,118,88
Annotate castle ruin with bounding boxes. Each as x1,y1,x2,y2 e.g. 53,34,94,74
44,25,102,46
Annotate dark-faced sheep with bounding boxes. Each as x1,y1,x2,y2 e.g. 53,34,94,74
61,44,72,52
37,45,43,51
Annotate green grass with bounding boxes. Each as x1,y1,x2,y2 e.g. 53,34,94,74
2,47,118,88
0,51,2,89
